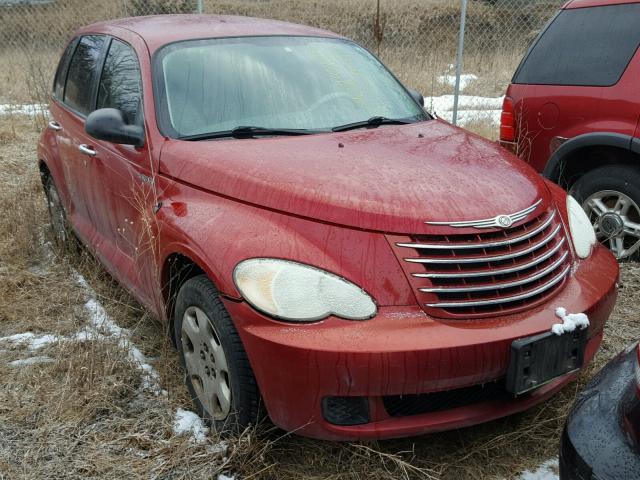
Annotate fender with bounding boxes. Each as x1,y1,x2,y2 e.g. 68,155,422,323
153,180,416,313
158,240,231,299
37,140,61,186
543,132,636,183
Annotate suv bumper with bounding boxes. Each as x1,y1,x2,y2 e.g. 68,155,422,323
226,246,618,440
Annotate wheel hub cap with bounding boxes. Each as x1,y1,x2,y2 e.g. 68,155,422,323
598,212,624,237
583,189,640,259
180,306,231,421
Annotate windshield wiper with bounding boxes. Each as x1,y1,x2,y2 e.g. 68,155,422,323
179,126,317,141
331,116,413,132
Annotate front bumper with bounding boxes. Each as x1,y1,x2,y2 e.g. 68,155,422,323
560,345,640,480
226,246,618,440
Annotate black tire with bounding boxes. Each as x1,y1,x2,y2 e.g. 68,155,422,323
43,174,74,251
174,275,260,434
570,164,640,260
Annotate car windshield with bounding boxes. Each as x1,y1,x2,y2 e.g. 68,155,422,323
155,36,428,138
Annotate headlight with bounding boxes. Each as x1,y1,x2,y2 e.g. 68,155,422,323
233,258,377,322
567,195,597,259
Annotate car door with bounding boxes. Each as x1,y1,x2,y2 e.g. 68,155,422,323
84,37,157,306
54,34,107,240
43,38,77,207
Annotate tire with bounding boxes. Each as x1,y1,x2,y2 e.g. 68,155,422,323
570,164,640,260
43,174,73,251
174,275,260,434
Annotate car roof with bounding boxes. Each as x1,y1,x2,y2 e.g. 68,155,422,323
565,0,640,9
78,15,344,53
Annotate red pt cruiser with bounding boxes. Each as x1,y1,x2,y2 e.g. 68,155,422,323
38,15,619,440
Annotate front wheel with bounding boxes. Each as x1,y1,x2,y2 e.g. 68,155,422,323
570,164,640,260
174,275,260,434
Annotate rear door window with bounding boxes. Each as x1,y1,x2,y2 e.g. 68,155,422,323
53,39,77,100
96,39,142,124
513,3,640,87
63,35,106,115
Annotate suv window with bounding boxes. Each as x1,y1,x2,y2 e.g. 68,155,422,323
513,3,640,87
97,39,142,123
63,35,106,115
53,39,77,100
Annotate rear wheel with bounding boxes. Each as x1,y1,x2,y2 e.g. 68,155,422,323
43,175,72,250
570,164,640,260
174,275,260,434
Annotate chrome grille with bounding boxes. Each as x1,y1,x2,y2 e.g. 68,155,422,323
389,208,572,319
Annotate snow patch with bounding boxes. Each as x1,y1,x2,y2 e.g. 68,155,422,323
29,334,60,350
0,332,60,350
426,94,505,112
551,308,589,336
8,356,54,367
438,73,478,91
174,408,209,443
0,332,36,344
518,458,559,480
0,103,48,117
217,474,235,480
84,297,122,335
424,94,505,127
0,271,166,395
73,271,167,396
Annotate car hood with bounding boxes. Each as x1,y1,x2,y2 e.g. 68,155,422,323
158,119,552,234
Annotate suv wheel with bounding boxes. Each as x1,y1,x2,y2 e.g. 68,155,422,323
570,165,640,260
174,275,260,434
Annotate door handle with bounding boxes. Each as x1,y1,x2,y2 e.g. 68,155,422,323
47,121,62,131
78,144,96,157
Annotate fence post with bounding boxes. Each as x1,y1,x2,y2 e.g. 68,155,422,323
452,0,468,126
197,0,203,13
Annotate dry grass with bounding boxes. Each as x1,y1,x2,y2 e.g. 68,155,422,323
462,118,500,141
1,113,638,480
0,0,562,103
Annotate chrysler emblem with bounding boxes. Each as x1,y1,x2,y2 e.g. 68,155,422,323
425,199,542,229
496,215,513,228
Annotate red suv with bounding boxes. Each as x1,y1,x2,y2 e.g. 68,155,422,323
39,15,618,440
501,0,640,260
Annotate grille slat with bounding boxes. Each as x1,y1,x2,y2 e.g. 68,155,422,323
419,251,569,293
391,207,572,318
411,239,566,279
426,264,570,308
404,224,562,264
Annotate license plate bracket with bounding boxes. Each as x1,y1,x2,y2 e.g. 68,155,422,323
506,328,588,395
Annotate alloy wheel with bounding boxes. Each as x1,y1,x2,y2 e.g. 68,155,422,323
180,306,232,420
583,189,640,259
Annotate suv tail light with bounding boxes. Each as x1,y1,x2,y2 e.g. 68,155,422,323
500,97,516,143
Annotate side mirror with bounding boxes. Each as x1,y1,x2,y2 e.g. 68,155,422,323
407,88,424,107
85,108,144,147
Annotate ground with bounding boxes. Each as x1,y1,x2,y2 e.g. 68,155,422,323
0,115,638,480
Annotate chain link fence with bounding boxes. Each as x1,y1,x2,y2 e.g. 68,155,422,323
0,0,564,136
